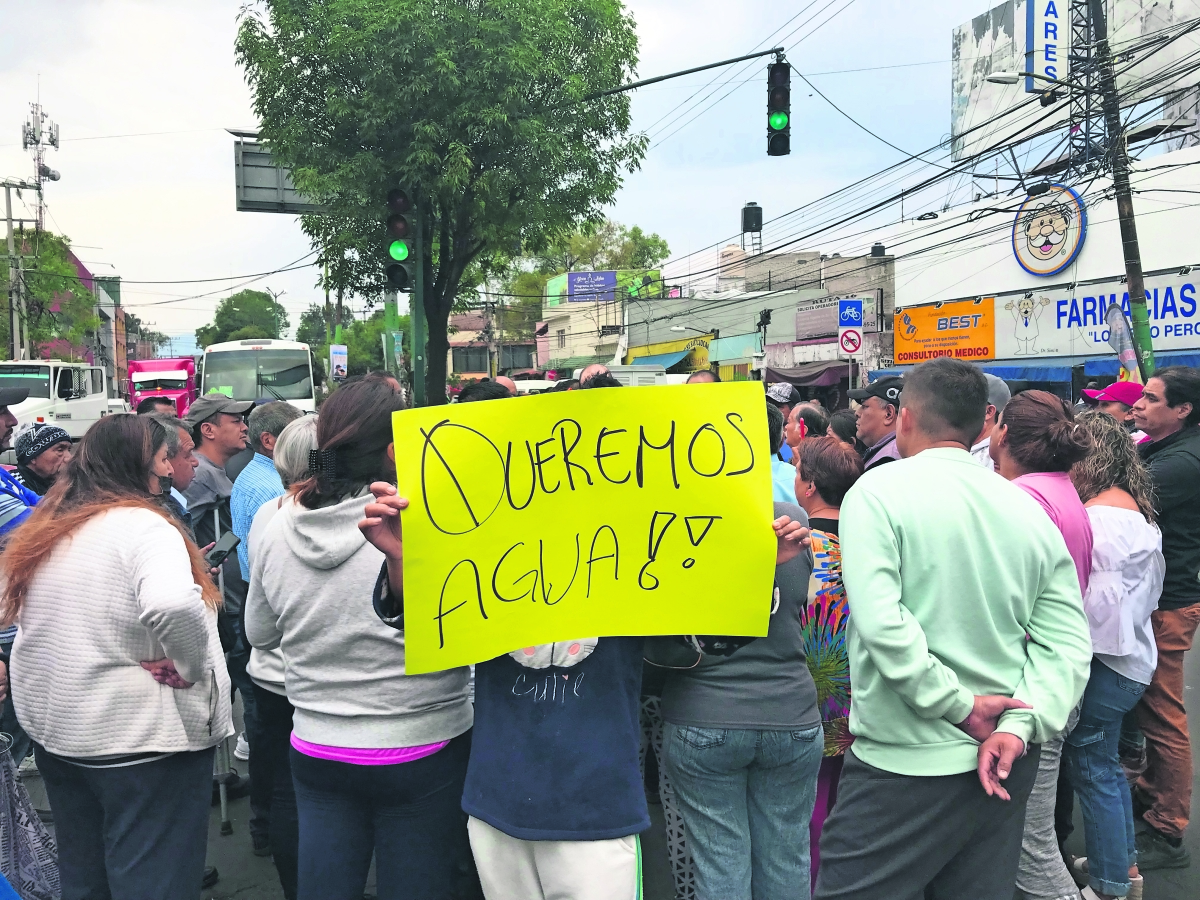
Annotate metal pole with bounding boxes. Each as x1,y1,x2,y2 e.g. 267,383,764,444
1088,0,1155,377
5,186,16,361
383,289,399,375
582,47,785,101
411,197,427,407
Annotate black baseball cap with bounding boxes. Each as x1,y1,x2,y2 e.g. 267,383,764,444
848,376,904,405
0,387,30,408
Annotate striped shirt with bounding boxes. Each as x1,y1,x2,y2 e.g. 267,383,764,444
230,453,284,581
0,467,38,644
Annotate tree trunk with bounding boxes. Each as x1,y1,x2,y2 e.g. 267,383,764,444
424,288,450,405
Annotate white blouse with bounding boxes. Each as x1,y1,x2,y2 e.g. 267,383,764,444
1084,505,1165,685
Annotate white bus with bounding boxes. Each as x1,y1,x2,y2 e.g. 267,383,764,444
199,339,318,413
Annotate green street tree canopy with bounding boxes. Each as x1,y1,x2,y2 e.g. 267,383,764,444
236,0,646,403
195,289,289,348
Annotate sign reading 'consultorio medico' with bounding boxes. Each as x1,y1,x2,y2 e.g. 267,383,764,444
392,384,776,674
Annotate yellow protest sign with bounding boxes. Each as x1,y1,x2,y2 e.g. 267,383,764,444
392,382,776,674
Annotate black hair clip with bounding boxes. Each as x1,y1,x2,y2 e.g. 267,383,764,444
308,448,339,476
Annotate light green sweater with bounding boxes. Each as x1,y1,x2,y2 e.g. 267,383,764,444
840,447,1092,777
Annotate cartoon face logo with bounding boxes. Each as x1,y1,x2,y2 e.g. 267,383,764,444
1012,186,1087,277
1023,202,1072,261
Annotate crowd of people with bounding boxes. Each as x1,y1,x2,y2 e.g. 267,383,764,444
0,358,1196,900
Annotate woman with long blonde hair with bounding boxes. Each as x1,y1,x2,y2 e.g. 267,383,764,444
1,413,232,900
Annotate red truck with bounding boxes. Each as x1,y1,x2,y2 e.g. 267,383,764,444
127,357,197,417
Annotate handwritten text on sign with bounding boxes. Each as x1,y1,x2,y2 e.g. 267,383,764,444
393,383,776,674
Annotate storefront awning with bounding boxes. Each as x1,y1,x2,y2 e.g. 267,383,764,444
766,361,849,387
1085,352,1200,376
873,358,1084,383
629,349,690,369
979,363,1073,382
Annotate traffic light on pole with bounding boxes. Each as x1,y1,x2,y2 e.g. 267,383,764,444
767,60,790,157
385,188,415,291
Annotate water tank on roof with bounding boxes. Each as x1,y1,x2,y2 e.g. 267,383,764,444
871,242,887,257
741,202,763,234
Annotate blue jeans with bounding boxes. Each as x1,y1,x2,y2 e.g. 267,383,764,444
663,722,823,900
1063,659,1147,897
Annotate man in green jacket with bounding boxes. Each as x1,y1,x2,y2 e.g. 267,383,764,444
814,358,1092,900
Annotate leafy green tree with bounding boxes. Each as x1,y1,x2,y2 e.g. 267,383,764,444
296,303,334,348
195,289,289,348
227,325,273,341
0,231,101,359
494,218,668,340
237,0,645,403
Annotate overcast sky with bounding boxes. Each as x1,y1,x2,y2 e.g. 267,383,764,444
0,0,989,346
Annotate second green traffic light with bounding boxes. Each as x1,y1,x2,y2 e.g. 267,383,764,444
767,60,791,156
385,188,415,291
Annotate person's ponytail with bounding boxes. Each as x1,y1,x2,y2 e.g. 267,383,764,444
1044,418,1092,470
1001,390,1092,473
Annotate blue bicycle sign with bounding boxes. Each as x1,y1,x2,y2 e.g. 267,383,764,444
838,298,864,326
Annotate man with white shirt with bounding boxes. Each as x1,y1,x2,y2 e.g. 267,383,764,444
970,374,1011,471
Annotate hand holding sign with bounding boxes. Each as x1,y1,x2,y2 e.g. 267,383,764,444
392,383,776,673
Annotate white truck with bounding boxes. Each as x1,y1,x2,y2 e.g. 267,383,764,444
0,359,123,439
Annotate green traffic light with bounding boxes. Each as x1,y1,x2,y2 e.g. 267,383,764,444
389,240,410,262
769,111,789,131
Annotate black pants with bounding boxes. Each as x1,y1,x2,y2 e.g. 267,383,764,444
36,745,215,900
290,731,472,900
814,745,1041,900
249,684,298,900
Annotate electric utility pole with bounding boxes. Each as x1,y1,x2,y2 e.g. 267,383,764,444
3,180,37,360
1088,0,1155,376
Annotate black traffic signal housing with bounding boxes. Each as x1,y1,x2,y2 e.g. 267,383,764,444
385,188,415,291
767,61,791,157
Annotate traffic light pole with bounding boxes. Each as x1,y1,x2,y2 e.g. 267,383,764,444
581,47,784,101
383,289,399,375
411,201,427,406
1087,0,1155,377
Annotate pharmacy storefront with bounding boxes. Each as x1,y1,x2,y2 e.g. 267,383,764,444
882,148,1200,390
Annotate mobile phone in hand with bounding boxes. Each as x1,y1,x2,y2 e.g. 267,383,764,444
205,531,241,568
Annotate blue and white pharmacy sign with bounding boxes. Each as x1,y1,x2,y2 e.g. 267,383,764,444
1026,0,1068,92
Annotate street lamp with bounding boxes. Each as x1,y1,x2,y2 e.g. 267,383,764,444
670,325,719,338
985,71,1099,99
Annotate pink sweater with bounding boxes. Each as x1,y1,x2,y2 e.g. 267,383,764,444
1014,472,1094,594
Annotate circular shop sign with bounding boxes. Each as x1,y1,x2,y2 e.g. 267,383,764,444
1012,184,1087,277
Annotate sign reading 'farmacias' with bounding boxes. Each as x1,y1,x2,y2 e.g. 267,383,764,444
392,383,776,674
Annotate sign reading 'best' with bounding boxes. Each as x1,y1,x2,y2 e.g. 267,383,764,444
392,383,776,674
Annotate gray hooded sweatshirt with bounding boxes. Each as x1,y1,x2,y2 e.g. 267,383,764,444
245,489,472,748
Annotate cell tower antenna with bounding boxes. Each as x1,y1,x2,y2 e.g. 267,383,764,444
22,98,60,231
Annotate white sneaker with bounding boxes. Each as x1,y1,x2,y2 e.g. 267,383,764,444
234,733,250,761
